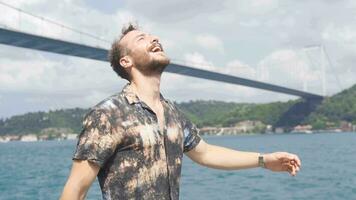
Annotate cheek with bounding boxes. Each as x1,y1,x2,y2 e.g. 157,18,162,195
132,47,149,59
132,43,148,54
133,51,153,66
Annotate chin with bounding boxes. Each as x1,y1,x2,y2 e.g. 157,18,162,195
153,54,170,66
160,56,170,66
136,53,170,74
146,58,168,74
156,59,169,71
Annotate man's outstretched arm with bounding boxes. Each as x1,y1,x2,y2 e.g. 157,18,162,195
60,160,100,200
185,139,301,176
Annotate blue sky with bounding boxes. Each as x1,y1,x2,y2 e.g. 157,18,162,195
0,0,355,119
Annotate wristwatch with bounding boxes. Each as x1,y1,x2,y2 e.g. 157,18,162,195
258,154,266,168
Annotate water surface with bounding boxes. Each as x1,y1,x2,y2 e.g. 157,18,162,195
0,132,355,199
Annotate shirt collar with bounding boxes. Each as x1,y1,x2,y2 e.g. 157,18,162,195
122,83,168,105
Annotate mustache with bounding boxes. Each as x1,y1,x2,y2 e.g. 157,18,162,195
149,42,163,51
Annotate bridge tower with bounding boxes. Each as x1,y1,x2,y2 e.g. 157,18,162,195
303,45,328,96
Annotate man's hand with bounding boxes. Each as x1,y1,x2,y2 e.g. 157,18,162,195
263,152,301,176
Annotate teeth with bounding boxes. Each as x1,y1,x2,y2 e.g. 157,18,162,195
152,46,161,52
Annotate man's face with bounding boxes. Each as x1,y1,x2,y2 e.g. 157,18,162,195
120,30,170,74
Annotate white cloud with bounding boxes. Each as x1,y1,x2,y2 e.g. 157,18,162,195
0,0,138,48
164,53,262,101
0,48,121,93
0,45,126,116
322,24,356,44
239,19,261,27
24,89,116,108
123,0,223,23
224,59,256,79
233,0,280,15
5,0,46,7
196,34,224,53
257,49,324,94
183,52,216,71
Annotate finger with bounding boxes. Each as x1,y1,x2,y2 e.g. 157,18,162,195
289,160,300,171
282,159,292,165
282,160,300,174
282,163,293,172
293,162,300,172
289,165,297,176
283,163,298,176
286,166,296,176
282,160,297,172
292,165,298,175
284,154,302,168
294,155,302,167
289,154,301,167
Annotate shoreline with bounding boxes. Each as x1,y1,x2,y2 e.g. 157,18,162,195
1,130,355,143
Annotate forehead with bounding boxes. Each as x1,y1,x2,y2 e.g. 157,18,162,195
120,30,146,45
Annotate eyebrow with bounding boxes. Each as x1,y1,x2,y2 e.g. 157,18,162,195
135,33,146,39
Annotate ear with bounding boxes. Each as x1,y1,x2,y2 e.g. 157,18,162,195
119,56,133,69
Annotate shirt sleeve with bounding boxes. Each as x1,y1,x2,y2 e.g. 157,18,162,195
72,109,118,168
183,117,202,153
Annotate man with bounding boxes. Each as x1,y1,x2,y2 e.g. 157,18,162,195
60,24,301,200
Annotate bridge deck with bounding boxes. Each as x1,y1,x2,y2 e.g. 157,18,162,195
0,27,323,99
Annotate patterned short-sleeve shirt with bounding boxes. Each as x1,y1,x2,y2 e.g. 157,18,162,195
72,83,201,200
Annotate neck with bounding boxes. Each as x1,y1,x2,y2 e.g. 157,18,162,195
130,71,162,107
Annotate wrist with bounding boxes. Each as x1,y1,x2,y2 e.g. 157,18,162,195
258,153,266,168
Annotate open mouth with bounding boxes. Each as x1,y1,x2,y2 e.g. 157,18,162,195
150,43,163,53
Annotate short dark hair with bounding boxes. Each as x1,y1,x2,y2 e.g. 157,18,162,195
108,23,139,81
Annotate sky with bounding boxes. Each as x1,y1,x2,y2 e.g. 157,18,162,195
0,0,355,119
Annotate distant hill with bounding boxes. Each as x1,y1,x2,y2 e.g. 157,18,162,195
304,84,356,129
0,108,89,135
0,84,355,135
177,100,299,128
176,100,240,127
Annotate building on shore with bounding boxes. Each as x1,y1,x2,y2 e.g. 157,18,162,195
274,127,285,133
340,121,353,132
20,134,38,142
292,125,313,133
66,133,78,140
0,137,10,143
199,120,266,135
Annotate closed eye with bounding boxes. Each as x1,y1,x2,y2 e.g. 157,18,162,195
136,33,146,42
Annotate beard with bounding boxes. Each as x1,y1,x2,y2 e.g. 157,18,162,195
149,55,170,73
135,52,170,75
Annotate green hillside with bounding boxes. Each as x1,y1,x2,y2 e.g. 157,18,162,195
177,100,299,128
0,108,89,135
0,83,355,135
305,84,356,129
176,100,239,127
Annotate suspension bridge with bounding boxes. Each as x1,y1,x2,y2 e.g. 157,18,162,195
0,2,324,100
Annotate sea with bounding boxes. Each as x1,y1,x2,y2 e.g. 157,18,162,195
0,132,355,200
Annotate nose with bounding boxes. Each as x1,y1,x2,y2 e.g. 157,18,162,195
151,35,159,43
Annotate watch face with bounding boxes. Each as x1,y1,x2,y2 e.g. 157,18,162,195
258,155,265,168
